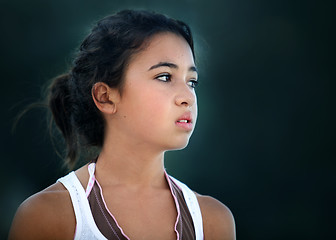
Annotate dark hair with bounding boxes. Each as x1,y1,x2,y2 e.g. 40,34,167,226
48,9,195,169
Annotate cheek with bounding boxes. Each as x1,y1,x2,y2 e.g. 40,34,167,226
142,91,169,121
125,86,170,125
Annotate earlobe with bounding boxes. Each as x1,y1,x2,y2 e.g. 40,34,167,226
91,82,119,114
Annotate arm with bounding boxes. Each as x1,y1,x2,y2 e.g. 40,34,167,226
8,183,75,240
197,194,236,240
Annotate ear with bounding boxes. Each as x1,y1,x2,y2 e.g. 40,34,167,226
91,82,120,114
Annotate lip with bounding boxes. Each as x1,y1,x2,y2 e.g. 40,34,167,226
175,112,193,131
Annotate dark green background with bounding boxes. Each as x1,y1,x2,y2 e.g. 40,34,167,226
1,0,335,239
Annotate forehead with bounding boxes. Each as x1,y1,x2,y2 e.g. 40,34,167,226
127,32,195,70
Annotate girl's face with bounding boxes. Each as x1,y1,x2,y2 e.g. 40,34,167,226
111,32,198,151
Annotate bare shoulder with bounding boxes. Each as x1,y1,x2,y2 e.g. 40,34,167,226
8,182,75,240
196,193,236,240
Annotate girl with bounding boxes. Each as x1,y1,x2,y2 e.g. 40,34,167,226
9,10,235,240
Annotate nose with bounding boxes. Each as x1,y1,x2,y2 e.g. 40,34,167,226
175,84,196,107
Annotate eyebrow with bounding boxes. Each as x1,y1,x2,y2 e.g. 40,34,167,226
148,62,197,73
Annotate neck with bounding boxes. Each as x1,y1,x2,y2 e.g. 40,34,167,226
95,128,167,188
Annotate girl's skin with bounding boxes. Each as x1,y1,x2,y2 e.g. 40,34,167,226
9,32,236,240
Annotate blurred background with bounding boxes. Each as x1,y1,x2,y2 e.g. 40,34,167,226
1,0,335,239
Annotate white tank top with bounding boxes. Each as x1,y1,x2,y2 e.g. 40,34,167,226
57,171,204,240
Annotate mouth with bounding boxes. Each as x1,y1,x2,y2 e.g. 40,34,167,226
175,112,193,131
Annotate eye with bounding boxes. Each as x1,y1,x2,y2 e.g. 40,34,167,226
187,79,199,88
155,73,171,82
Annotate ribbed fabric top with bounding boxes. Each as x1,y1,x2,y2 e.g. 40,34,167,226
86,163,196,240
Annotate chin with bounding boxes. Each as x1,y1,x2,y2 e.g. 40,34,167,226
165,139,190,151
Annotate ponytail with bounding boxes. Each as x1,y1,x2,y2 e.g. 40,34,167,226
48,74,79,168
